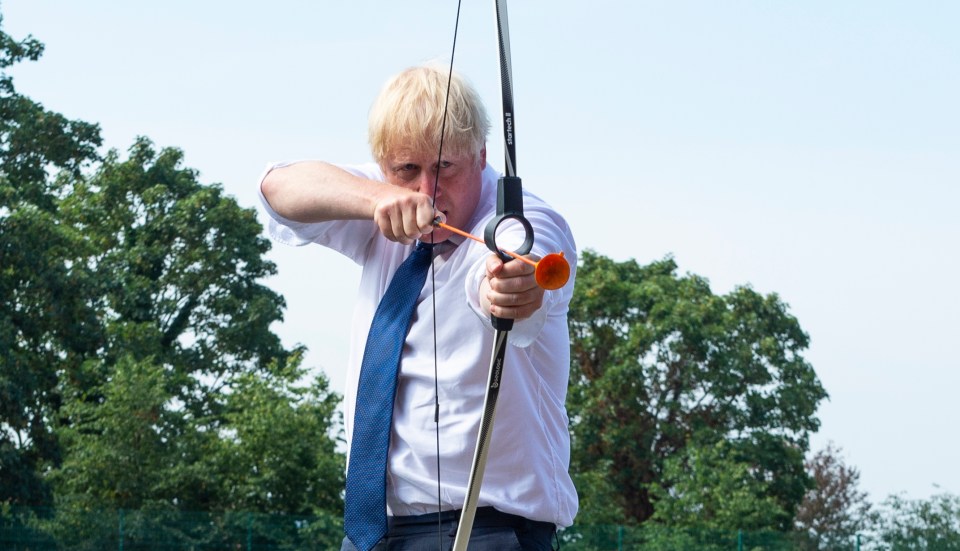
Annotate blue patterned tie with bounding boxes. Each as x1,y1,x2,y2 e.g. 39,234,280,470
345,242,434,551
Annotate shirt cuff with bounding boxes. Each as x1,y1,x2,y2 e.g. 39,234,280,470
463,255,548,348
257,161,332,247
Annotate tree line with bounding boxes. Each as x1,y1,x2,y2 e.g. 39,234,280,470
2,14,958,550
1,13,342,538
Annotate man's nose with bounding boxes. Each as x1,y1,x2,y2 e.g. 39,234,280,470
418,171,440,197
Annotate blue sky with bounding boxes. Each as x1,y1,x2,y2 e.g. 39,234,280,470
5,1,958,505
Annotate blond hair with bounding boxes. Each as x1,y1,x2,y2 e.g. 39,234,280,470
368,64,490,164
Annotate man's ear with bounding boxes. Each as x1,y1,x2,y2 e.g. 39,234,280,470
480,146,487,169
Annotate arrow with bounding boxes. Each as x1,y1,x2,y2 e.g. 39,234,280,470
434,219,570,290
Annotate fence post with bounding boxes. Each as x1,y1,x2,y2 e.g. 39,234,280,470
737,529,743,551
617,524,623,551
247,512,253,551
118,508,124,551
856,533,861,551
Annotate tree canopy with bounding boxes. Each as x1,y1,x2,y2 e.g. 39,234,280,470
795,442,871,548
873,493,960,551
567,251,827,529
0,17,343,522
1,17,102,506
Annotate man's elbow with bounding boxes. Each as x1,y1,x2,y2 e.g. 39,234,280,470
261,166,297,216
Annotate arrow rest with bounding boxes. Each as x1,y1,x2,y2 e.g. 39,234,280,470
483,175,535,332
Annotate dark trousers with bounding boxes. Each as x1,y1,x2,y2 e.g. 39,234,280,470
340,507,556,551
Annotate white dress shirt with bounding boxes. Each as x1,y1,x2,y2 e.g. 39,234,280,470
259,161,578,527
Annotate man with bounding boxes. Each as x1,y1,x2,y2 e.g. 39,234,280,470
258,65,577,550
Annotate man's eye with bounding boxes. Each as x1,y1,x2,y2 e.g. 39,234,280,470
394,164,418,176
438,161,452,170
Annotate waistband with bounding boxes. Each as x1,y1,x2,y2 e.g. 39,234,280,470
387,507,547,535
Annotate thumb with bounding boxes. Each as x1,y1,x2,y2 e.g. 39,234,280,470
486,254,505,278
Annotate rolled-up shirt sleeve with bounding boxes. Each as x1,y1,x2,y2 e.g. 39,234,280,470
256,161,381,264
257,161,329,246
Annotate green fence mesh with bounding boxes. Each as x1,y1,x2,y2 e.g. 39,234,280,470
1,506,343,550
2,506,863,550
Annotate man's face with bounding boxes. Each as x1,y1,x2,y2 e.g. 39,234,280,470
381,146,486,243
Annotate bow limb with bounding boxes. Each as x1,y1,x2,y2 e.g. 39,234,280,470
452,1,531,548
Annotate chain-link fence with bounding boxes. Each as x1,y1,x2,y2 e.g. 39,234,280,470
557,524,865,550
1,506,343,550
2,506,865,550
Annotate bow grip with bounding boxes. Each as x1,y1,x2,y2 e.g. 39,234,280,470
484,175,534,331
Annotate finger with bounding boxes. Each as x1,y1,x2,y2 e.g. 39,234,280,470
489,274,538,295
486,254,505,278
487,288,545,320
401,210,422,242
374,206,399,243
388,219,415,244
387,204,416,243
417,201,439,236
488,266,539,295
498,255,538,278
488,287,541,309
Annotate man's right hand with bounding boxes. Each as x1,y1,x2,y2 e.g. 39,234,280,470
371,189,438,245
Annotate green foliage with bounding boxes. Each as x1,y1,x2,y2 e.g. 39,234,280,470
53,355,184,511
213,355,345,516
59,138,288,375
560,522,814,551
48,352,343,534
3,505,344,550
46,142,343,515
0,17,102,506
0,18,100,206
872,493,960,550
567,250,827,529
1,12,345,524
650,438,787,531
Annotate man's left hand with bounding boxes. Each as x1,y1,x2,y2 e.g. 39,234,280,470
481,254,545,320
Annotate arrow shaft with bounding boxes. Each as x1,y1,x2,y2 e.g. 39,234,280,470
435,221,536,268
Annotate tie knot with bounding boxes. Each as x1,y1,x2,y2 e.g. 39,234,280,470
416,241,435,252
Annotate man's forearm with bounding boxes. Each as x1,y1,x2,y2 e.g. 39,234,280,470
260,161,385,223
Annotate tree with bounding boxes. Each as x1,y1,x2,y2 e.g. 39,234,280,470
1,10,346,518
795,442,871,549
0,15,102,506
0,19,350,551
48,138,345,514
650,437,787,531
213,354,344,517
873,493,960,551
59,138,289,380
48,351,344,548
567,251,827,528
52,354,192,512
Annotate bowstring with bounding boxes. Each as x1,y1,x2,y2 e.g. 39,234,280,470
429,0,464,547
